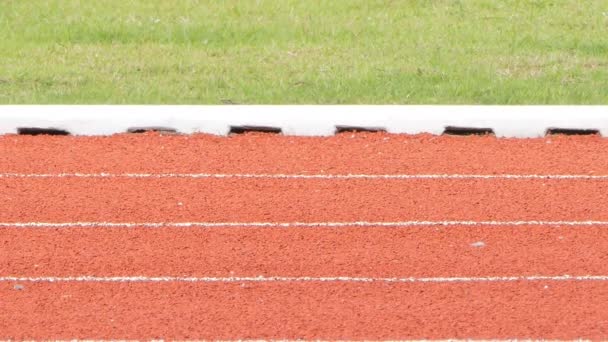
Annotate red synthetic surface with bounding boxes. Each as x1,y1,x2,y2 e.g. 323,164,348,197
1,133,608,340
2,178,608,222
1,133,608,174
3,282,608,339
2,226,608,278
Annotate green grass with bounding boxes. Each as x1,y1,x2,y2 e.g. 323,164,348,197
1,0,607,104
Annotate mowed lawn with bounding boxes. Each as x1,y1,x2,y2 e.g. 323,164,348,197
0,0,607,104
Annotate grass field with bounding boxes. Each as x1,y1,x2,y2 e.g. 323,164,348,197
1,0,607,104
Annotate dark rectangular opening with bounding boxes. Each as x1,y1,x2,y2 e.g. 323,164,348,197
546,128,600,136
127,127,177,134
17,127,70,136
335,126,386,134
229,126,282,134
443,126,494,136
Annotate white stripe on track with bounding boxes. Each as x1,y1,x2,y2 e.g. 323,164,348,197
0,172,608,180
179,340,590,342
200,340,589,342
5,340,590,342
1,221,608,228
1,275,607,283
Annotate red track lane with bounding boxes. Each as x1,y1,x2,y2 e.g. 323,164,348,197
2,178,608,222
3,282,608,340
2,226,608,278
1,133,608,175
3,133,608,339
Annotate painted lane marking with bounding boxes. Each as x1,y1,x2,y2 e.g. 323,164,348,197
2,340,591,342
2,221,608,228
2,275,608,283
1,173,608,180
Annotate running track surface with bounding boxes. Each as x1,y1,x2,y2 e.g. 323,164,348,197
2,132,608,340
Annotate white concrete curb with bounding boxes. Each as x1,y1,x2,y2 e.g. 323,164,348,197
0,105,607,137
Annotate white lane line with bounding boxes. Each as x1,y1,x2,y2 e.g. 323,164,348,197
5,340,591,342
1,173,608,180
184,340,590,342
1,221,608,228
2,275,608,283
197,340,589,342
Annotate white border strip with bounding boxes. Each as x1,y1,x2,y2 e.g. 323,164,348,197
1,275,607,283
2,173,608,180
202,340,587,342
1,105,607,137
4,340,591,342
174,340,589,342
2,221,608,228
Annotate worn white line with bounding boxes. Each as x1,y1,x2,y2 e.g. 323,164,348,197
1,221,608,228
192,340,589,342
1,275,608,283
204,340,591,342
6,340,592,342
0,173,608,180
203,340,591,342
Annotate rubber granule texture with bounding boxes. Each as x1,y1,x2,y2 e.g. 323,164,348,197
1,132,608,340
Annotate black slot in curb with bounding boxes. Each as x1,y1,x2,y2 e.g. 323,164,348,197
229,126,282,134
335,126,387,134
127,127,178,134
443,126,494,136
546,128,600,136
17,128,70,136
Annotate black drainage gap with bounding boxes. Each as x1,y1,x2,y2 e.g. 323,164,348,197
127,127,177,134
335,126,386,134
17,127,70,136
229,126,282,135
443,126,494,136
546,128,600,136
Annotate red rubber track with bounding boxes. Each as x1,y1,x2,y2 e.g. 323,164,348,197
1,133,607,174
2,226,608,278
2,282,607,339
1,178,608,221
2,133,608,340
